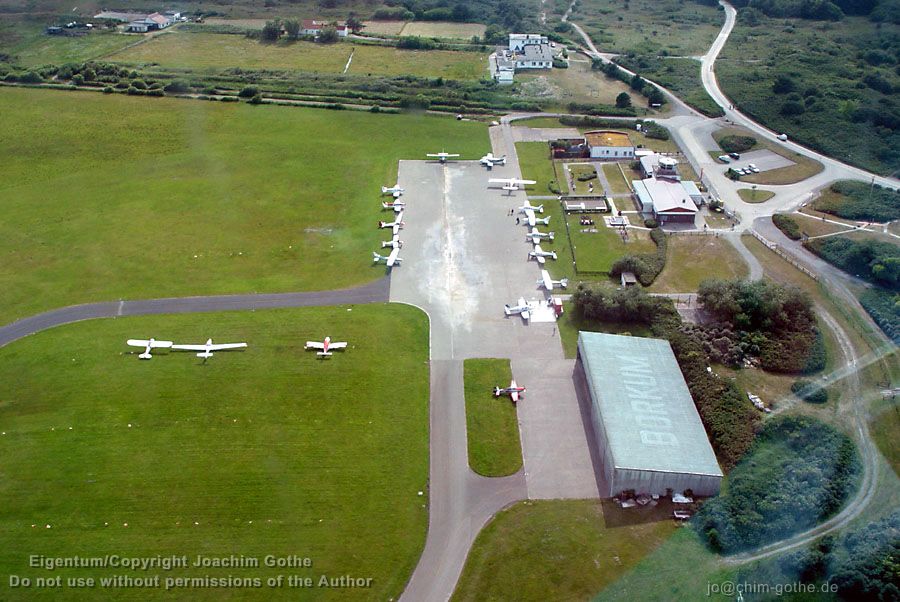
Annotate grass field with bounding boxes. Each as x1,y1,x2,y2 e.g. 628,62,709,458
514,60,646,113
871,402,900,475
615,55,724,117
602,163,631,194
793,212,855,238
399,22,486,39
360,21,407,36
649,235,749,293
0,303,429,600
516,142,567,196
452,500,677,601
568,220,655,274
0,21,137,68
463,359,523,477
712,127,823,185
737,188,775,203
0,87,488,324
567,163,598,195
107,31,489,80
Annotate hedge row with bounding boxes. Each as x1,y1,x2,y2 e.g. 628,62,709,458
609,228,668,285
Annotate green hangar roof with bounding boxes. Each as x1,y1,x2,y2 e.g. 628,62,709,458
577,332,723,479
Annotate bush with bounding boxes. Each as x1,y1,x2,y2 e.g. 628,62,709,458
610,228,667,285
163,79,191,94
791,379,829,403
859,288,900,344
102,86,113,94
238,86,259,98
718,135,757,153
805,236,900,287
772,213,802,239
643,218,658,228
71,74,84,86
220,96,239,102
248,93,264,104
816,180,900,222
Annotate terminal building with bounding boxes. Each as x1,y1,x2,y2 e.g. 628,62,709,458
576,332,723,497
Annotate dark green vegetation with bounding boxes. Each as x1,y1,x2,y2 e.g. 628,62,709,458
609,228,667,285
718,134,757,153
0,304,430,600
860,288,900,344
717,7,900,174
698,279,827,374
614,55,724,117
452,500,676,602
591,59,667,109
773,213,802,240
0,87,486,324
815,180,900,223
463,359,523,477
805,236,900,287
694,415,861,554
572,285,760,469
871,402,900,473
791,378,829,403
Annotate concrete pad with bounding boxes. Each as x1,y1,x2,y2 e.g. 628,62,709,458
733,149,794,173
511,127,582,142
515,358,601,499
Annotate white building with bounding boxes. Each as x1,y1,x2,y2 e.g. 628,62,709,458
517,43,552,69
301,19,349,37
584,130,635,160
126,12,171,33
631,178,700,224
489,52,515,85
509,33,548,52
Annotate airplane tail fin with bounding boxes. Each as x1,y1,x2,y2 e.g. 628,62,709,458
493,387,501,397
197,352,213,359
536,205,544,213
373,252,382,263
560,278,569,288
317,351,333,357
138,353,152,360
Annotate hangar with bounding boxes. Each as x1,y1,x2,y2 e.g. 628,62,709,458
576,332,723,497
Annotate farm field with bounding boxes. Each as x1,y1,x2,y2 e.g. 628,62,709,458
106,31,489,79
463,359,522,477
515,60,646,112
0,303,430,601
0,87,488,324
0,21,136,68
567,219,655,274
400,21,486,39
361,21,407,36
452,500,677,602
649,235,748,293
871,403,900,475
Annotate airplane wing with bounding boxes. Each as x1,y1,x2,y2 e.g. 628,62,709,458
527,212,536,227
387,247,400,266
305,342,326,350
328,342,348,350
518,297,527,307
488,178,511,185
127,339,173,348
171,344,207,351
514,179,537,185
207,343,247,351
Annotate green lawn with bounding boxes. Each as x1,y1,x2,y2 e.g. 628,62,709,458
107,31,489,80
463,359,522,477
737,188,776,203
0,87,488,324
602,163,631,194
516,142,567,196
567,218,656,274
649,235,749,293
533,199,577,284
0,21,137,68
452,500,677,602
568,163,598,195
0,303,429,600
871,402,900,476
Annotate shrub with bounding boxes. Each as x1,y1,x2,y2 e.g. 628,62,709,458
248,93,264,104
816,180,900,222
238,86,259,98
643,218,658,228
859,288,900,344
220,96,239,102
805,237,900,287
718,135,757,153
615,91,632,108
610,228,667,285
71,73,84,86
102,86,113,94
772,213,802,239
163,80,191,94
791,379,828,403
130,79,147,90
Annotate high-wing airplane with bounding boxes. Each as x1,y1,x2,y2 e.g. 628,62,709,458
503,298,531,321
518,200,547,227
381,185,404,197
529,244,558,265
373,247,402,267
126,338,173,360
493,380,526,403
304,336,348,357
479,153,507,168
171,339,247,359
537,269,568,290
378,211,404,235
427,151,459,163
527,228,555,244
382,200,405,212
517,200,544,214
490,178,537,194
381,235,403,249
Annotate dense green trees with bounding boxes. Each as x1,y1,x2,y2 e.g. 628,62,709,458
817,181,900,223
830,510,900,599
805,237,900,287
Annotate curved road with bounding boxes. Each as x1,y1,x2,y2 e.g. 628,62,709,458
0,277,390,348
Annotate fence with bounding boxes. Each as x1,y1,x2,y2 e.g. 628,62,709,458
747,229,819,281
666,230,720,237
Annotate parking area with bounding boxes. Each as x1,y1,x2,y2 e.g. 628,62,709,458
729,149,795,173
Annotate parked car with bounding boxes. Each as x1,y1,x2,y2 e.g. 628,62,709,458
728,152,740,160
718,155,731,163
777,133,788,141
748,163,760,173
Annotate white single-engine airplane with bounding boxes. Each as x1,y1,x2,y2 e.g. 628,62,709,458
304,336,348,357
171,339,247,359
427,151,459,163
529,244,558,265
381,185,404,197
381,235,403,249
527,228,555,244
518,200,548,227
537,269,568,290
493,380,526,403
479,153,506,168
126,338,173,360
373,247,402,267
503,298,531,321
378,211,404,235
490,178,537,194
382,199,405,212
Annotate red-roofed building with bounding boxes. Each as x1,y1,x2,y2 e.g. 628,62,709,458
301,19,348,37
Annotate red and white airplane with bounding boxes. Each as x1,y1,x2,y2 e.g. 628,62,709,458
304,336,348,357
126,338,173,360
494,380,526,403
171,338,248,359
378,211,404,235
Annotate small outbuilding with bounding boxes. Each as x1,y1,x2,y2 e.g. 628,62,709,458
585,130,635,160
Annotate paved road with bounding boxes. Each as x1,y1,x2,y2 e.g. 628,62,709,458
0,277,390,348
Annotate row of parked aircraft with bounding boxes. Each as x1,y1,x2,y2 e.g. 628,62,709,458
374,184,406,267
126,336,348,360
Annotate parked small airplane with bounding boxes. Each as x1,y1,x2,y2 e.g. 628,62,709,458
517,200,544,214
378,211,404,235
382,200,405,212
304,336,348,357
126,338,173,360
527,228,555,244
537,269,568,290
529,244,558,265
171,339,248,359
518,200,547,227
530,215,551,227
373,247,402,267
381,185,404,197
427,151,459,163
490,178,537,194
493,380,526,403
503,298,531,321
381,236,403,249
479,153,507,168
